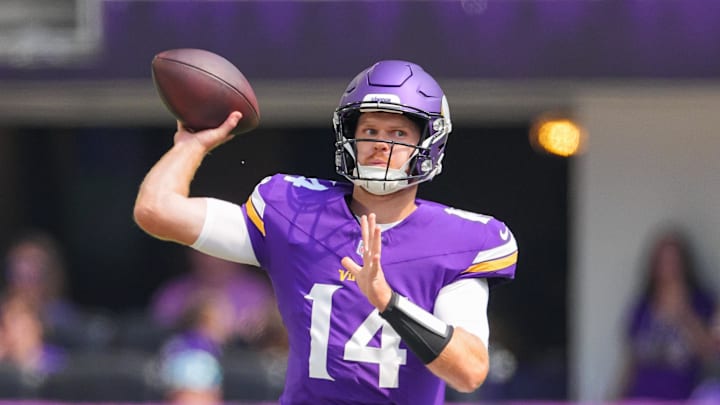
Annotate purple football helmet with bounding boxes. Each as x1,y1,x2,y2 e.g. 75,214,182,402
333,60,452,195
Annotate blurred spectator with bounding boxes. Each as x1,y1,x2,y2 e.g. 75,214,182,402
150,249,284,349
618,229,716,400
0,292,66,381
690,306,720,403
2,230,85,348
157,291,234,405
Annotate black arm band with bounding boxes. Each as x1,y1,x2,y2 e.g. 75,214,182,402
379,291,455,364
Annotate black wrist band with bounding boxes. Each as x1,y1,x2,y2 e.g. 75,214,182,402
379,291,454,364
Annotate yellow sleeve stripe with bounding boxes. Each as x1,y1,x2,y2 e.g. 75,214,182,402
246,196,266,237
463,251,518,274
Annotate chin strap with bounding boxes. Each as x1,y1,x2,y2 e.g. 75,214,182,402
379,291,454,364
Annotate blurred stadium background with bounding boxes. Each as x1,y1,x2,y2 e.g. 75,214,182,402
1,0,719,403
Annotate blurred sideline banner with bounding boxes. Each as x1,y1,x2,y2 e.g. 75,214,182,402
1,0,719,78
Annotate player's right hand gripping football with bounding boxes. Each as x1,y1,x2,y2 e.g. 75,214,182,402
174,111,243,153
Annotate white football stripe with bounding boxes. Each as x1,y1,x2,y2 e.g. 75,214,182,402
472,235,518,264
250,176,270,218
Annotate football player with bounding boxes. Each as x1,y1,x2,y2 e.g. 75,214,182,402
134,60,518,404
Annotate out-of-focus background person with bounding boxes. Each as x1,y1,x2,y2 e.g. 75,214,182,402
2,230,84,348
156,291,232,405
689,306,720,403
617,229,716,401
150,249,283,349
0,292,67,391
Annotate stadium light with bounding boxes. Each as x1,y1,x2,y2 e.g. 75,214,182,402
530,114,587,157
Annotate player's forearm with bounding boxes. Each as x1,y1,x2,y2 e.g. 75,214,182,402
134,140,209,244
144,139,207,196
427,327,489,393
378,291,489,392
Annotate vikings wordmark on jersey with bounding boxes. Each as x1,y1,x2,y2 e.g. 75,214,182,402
242,174,516,404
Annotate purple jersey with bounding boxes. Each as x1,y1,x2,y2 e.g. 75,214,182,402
242,174,517,404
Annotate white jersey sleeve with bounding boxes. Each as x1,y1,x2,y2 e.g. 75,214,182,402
190,197,260,266
433,278,490,348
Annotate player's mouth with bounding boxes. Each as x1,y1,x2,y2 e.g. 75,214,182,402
366,160,389,167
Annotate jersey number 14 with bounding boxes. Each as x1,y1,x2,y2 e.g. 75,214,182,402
305,283,408,388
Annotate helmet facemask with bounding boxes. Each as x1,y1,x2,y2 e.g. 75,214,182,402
334,103,450,195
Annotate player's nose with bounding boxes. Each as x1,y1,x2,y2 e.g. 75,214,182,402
373,136,392,151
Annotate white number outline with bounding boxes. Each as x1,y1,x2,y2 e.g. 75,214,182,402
305,283,407,388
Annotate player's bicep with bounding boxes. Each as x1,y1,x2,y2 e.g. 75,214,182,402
433,278,489,348
191,198,259,266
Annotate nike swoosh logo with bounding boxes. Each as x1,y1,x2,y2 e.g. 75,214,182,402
499,227,510,241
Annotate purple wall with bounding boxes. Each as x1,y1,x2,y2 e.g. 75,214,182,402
1,0,720,81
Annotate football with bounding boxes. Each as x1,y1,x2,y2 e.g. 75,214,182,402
151,48,260,135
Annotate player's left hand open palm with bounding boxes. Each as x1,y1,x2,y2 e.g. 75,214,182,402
341,214,393,311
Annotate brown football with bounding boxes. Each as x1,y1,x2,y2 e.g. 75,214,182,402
151,48,260,134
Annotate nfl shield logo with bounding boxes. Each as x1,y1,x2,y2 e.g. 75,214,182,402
355,239,364,257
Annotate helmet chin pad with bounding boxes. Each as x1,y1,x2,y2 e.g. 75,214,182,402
352,165,411,195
